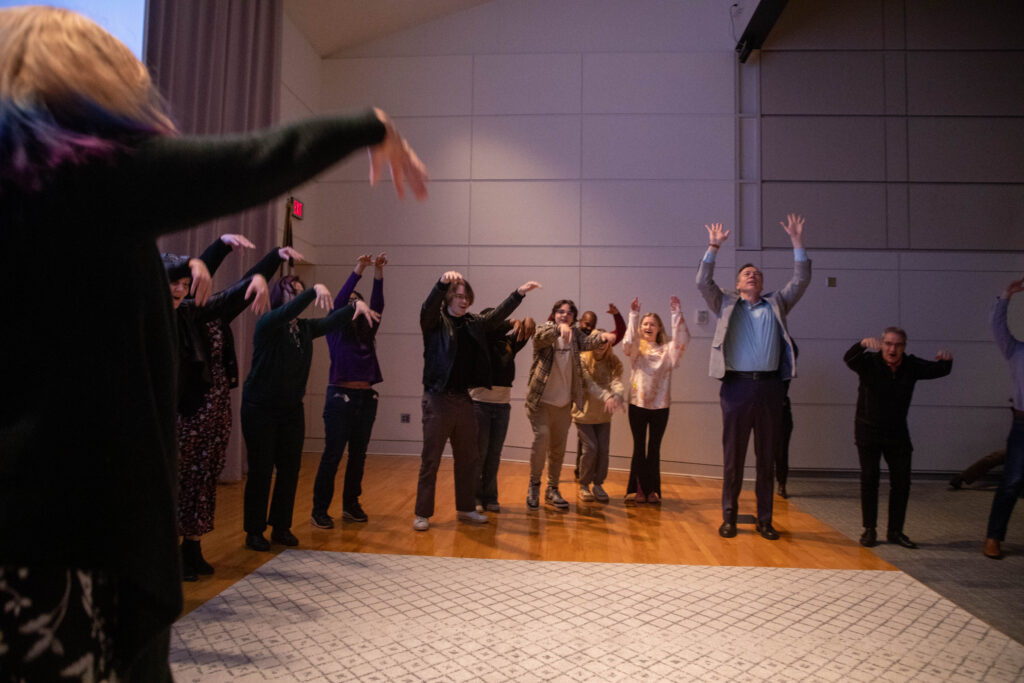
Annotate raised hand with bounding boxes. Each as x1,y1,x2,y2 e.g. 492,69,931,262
354,299,382,326
705,222,730,247
374,252,388,269
220,234,255,249
781,213,805,248
935,349,953,361
355,253,373,274
278,246,305,262
188,258,212,306
630,297,641,313
313,283,333,311
1003,277,1024,298
440,270,463,284
607,303,620,316
368,108,429,200
861,337,882,351
670,295,681,314
517,280,542,296
246,274,269,315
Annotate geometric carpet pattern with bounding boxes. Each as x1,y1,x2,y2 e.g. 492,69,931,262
170,551,1024,682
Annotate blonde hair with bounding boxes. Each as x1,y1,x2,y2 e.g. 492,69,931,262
0,6,174,132
637,312,667,354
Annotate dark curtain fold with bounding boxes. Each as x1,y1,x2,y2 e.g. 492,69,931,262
146,0,284,481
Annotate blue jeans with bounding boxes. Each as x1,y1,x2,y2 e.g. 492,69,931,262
312,387,378,516
473,401,510,506
986,414,1024,541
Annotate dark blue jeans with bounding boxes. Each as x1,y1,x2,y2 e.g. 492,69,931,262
986,414,1024,541
313,386,378,516
473,400,511,506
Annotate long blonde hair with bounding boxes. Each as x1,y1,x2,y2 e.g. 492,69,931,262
0,6,174,131
637,312,667,355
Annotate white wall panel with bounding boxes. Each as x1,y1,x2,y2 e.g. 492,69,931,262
582,115,734,180
310,182,470,246
470,182,581,245
582,53,734,114
900,270,1017,342
908,118,1024,184
908,185,1024,251
474,54,581,115
761,51,884,115
472,116,581,180
761,182,887,249
582,181,734,247
762,117,886,181
321,56,472,116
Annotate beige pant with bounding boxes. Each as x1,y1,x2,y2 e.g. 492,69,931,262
527,402,573,487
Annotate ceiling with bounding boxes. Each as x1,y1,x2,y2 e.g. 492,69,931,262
283,0,490,57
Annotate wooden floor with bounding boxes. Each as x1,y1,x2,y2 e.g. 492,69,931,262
181,453,894,616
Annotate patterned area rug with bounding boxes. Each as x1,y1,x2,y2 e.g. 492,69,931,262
170,551,1024,682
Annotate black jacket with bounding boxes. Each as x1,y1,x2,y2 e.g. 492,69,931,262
420,280,523,393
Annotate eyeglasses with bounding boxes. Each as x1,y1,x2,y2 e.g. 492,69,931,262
451,293,470,301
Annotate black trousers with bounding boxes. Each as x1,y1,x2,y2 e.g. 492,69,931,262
242,400,305,534
627,405,669,495
720,373,784,523
857,439,912,534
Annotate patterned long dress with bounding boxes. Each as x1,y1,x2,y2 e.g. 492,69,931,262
177,321,234,537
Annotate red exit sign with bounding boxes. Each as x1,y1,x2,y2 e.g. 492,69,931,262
290,197,304,219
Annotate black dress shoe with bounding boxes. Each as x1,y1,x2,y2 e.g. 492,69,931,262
718,521,737,538
755,520,780,540
859,528,878,547
886,532,918,549
948,475,963,490
245,532,271,552
778,483,789,499
271,527,299,547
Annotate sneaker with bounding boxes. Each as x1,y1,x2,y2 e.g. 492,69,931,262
545,486,569,509
413,515,430,531
342,502,368,523
647,491,661,505
457,510,488,524
578,485,595,502
591,483,610,503
485,502,501,513
270,527,299,547
311,512,334,529
526,482,540,510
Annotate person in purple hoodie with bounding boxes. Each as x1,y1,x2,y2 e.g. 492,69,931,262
311,252,387,528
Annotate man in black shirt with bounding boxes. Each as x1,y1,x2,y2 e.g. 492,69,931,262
844,327,953,548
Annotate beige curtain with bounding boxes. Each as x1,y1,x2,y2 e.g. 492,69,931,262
146,0,284,481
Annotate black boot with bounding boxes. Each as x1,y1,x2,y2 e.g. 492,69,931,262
180,541,198,582
182,538,214,575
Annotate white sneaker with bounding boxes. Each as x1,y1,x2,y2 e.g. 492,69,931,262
413,515,430,531
578,485,595,502
456,510,488,524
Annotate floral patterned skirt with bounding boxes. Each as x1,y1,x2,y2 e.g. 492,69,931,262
0,565,116,681
177,322,233,537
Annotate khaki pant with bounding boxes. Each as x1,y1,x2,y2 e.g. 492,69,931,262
527,402,573,487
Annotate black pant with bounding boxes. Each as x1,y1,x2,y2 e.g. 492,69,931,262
776,388,793,486
313,387,378,515
415,391,479,518
857,440,912,534
242,400,305,533
627,405,669,495
720,373,784,523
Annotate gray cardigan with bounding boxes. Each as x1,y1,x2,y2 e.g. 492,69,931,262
696,256,811,380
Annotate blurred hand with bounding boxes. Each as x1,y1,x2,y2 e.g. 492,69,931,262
246,274,269,315
221,234,255,249
368,108,429,200
313,283,333,311
188,258,212,306
354,299,382,326
278,246,304,262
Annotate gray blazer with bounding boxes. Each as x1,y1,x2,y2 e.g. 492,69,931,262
696,257,811,380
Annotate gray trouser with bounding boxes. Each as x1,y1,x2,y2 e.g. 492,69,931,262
527,402,573,487
576,421,611,486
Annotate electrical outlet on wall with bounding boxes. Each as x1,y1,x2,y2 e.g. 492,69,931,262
697,310,709,325
400,413,410,423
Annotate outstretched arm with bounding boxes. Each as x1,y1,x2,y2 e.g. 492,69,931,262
335,253,371,310
667,296,690,366
992,278,1024,360
696,222,728,314
776,213,811,312
622,297,641,358
608,303,626,345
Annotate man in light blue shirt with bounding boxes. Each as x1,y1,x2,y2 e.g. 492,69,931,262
696,214,811,540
